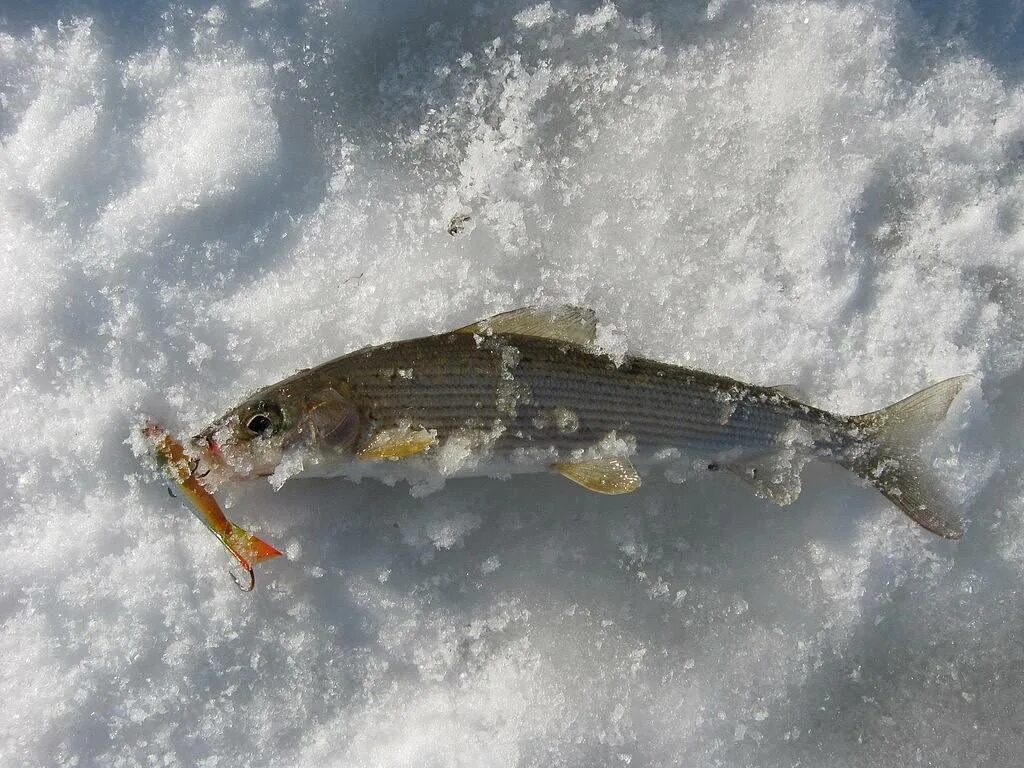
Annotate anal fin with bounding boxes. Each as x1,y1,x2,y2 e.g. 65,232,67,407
726,450,805,506
552,456,641,494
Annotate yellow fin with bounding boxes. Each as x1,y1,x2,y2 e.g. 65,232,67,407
551,456,641,494
456,305,597,346
357,426,438,460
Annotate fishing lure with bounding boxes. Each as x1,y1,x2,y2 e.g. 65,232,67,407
143,422,283,590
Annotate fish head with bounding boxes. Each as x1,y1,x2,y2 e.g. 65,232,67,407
192,381,363,480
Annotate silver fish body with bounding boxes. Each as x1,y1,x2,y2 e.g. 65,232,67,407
195,306,968,538
307,332,839,461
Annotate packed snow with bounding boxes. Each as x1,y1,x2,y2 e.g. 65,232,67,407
2,1,1023,766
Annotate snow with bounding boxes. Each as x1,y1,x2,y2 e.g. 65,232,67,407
1,1,1023,766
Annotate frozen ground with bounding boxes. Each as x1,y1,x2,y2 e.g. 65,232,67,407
2,1,1024,765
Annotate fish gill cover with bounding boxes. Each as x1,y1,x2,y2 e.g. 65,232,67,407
1,1,1023,766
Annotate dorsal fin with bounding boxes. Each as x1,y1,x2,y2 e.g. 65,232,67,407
455,305,597,346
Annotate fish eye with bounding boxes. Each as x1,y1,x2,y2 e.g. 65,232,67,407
244,403,283,437
246,414,273,435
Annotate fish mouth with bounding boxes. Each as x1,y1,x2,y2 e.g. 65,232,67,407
189,432,277,481
198,433,223,461
188,433,230,481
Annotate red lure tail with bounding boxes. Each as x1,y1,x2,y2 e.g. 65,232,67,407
226,524,285,566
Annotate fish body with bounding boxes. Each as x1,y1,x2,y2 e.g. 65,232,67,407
252,332,838,468
195,306,968,538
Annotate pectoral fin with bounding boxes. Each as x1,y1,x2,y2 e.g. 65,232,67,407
456,305,597,346
552,457,641,494
357,426,438,461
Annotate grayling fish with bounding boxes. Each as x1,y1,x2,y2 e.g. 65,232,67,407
193,306,968,538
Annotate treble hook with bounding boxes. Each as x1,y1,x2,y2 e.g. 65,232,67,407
228,563,256,592
184,455,212,481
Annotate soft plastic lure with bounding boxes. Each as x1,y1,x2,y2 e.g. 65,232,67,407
143,422,283,591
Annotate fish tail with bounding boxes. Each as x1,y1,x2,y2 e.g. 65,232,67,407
839,375,971,539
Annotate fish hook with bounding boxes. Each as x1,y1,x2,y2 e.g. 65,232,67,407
187,456,210,480
229,563,256,592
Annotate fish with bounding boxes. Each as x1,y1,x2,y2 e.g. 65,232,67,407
192,305,970,538
143,423,283,589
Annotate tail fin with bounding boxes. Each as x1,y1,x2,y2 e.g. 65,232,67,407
840,376,971,539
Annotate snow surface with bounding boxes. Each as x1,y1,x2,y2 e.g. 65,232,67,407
2,1,1024,766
